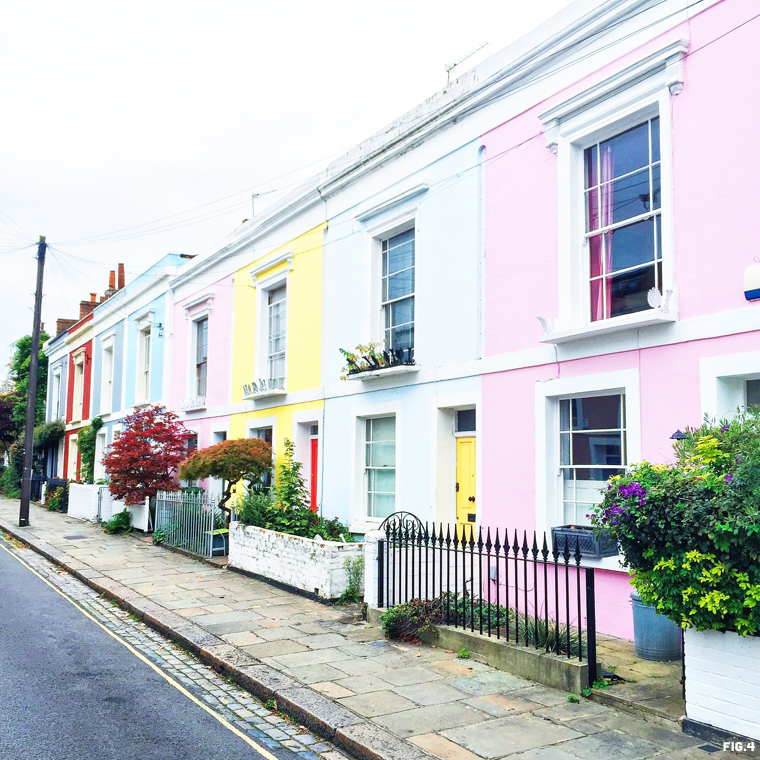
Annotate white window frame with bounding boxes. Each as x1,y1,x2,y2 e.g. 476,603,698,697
266,283,287,383
539,40,686,344
94,429,108,481
700,352,760,420
195,316,209,398
100,333,115,415
362,211,418,357
136,325,152,405
51,368,62,421
72,349,86,422
182,295,213,406
252,271,289,393
535,368,640,570
380,229,415,354
364,415,397,521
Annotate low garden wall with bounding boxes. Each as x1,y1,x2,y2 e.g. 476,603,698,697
67,483,148,530
228,521,363,601
684,628,760,743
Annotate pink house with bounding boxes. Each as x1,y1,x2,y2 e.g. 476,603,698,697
479,0,760,639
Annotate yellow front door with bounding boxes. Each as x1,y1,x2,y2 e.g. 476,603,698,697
456,437,476,529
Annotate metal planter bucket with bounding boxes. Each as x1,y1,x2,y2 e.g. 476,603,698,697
631,591,682,661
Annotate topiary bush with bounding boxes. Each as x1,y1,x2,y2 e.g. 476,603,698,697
590,408,760,635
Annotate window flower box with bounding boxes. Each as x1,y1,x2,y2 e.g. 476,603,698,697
551,525,618,559
339,343,415,381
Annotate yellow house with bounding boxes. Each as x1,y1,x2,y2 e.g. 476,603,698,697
229,223,326,510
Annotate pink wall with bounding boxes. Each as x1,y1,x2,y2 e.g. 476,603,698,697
479,0,760,640
171,276,233,449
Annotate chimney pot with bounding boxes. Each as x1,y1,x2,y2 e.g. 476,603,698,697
118,263,125,290
90,293,97,302
109,270,116,290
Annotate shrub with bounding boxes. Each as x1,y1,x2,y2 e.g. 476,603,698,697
103,508,132,535
274,439,309,511
76,417,104,484
337,556,365,604
236,490,351,542
382,598,443,641
590,408,760,635
44,485,65,511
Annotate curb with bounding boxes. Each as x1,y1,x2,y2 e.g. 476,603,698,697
0,517,428,760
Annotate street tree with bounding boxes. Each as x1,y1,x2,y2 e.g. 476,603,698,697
103,405,190,505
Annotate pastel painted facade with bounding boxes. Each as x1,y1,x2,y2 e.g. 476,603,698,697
475,0,759,639
90,254,187,479
228,223,326,509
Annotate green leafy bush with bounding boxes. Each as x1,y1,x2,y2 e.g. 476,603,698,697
103,508,132,535
76,417,104,484
381,598,443,640
337,556,365,604
590,409,760,635
236,490,351,542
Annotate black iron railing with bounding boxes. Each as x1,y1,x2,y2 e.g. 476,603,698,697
376,519,597,681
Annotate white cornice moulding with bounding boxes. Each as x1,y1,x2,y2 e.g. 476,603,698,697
249,250,295,287
134,309,155,331
356,185,429,223
539,38,689,151
182,293,214,320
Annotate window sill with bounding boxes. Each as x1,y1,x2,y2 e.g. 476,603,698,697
243,388,287,401
180,396,207,412
349,520,383,535
579,554,627,572
346,365,419,381
540,309,677,345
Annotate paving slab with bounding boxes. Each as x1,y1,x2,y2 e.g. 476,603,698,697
373,703,490,738
339,691,419,718
555,730,660,760
442,714,583,758
393,682,467,706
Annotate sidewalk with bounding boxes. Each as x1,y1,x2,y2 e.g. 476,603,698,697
0,498,732,760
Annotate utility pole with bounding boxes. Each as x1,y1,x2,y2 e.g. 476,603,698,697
19,236,46,527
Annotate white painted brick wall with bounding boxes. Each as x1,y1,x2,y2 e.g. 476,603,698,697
685,628,760,740
229,522,364,600
68,483,100,521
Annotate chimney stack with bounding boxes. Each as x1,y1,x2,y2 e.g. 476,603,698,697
79,300,97,319
56,318,77,335
118,263,125,290
90,293,97,302
109,270,116,290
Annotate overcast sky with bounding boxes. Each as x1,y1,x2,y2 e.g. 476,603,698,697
1,0,573,380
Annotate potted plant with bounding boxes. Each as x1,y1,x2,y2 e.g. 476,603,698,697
590,410,760,741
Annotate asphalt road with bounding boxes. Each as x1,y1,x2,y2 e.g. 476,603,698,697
0,544,296,760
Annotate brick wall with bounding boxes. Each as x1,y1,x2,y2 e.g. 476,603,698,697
228,522,364,600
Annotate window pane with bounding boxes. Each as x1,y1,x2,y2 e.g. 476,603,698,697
650,117,660,163
609,220,655,272
369,468,395,493
590,277,607,322
560,432,571,465
456,409,476,432
390,297,414,327
559,399,571,431
610,264,656,317
571,433,623,466
384,269,414,301
573,394,622,430
652,164,661,210
369,416,395,441
600,121,649,180
584,145,598,189
589,234,603,278
747,379,760,408
390,324,414,351
585,189,599,232
370,493,395,519
610,168,651,224
369,442,395,467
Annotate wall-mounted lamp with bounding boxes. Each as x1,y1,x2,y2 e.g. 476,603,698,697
670,430,688,440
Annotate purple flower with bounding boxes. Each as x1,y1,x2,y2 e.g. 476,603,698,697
720,425,729,433
619,481,647,507
725,474,733,484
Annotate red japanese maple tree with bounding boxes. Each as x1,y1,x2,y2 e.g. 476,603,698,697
103,405,190,505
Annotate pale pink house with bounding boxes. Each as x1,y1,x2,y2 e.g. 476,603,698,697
479,0,760,639
168,275,234,463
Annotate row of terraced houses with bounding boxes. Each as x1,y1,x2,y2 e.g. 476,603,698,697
41,0,760,639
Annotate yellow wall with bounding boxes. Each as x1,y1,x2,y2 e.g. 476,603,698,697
231,223,325,401
228,399,323,457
